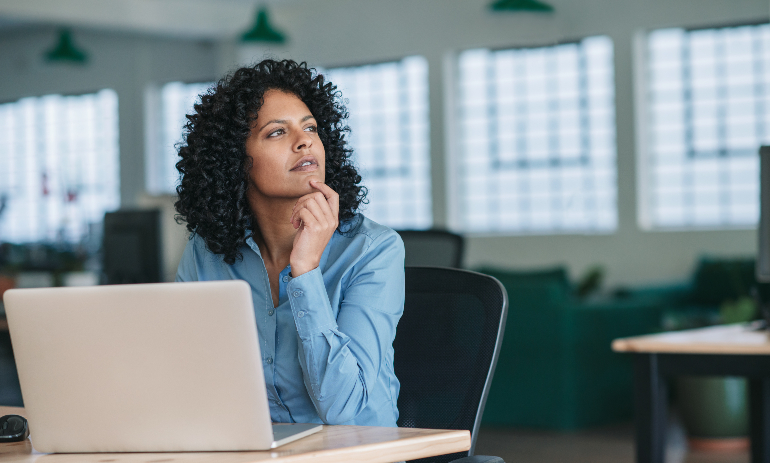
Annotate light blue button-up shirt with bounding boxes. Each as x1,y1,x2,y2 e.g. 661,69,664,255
175,214,405,427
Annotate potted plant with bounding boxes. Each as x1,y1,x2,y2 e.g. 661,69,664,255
674,270,759,451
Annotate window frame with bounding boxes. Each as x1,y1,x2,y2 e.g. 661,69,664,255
451,36,619,236
0,88,120,244
144,80,215,196
638,21,770,231
321,55,433,230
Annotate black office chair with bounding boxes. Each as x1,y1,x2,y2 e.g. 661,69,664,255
396,230,464,268
394,267,508,463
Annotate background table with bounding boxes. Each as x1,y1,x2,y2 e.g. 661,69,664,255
612,323,770,463
0,406,470,463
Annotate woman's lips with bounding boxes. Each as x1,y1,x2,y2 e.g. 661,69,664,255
290,162,318,172
290,157,318,172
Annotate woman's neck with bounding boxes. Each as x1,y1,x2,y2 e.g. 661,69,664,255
250,197,298,269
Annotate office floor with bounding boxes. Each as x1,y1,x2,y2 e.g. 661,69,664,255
474,419,749,463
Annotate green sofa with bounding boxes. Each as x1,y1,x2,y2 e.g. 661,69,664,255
476,267,672,429
477,257,759,430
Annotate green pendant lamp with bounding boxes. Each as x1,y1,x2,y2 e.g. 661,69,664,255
490,0,554,12
45,29,88,64
242,7,286,44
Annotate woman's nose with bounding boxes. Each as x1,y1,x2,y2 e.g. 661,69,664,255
295,131,312,151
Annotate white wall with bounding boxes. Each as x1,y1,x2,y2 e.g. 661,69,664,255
228,0,766,287
2,0,768,286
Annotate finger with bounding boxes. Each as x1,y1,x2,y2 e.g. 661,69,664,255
291,193,315,215
296,208,319,231
309,191,335,223
291,196,328,229
310,181,339,219
293,206,314,229
291,196,313,221
293,192,332,225
309,180,335,199
291,192,324,224
302,196,333,229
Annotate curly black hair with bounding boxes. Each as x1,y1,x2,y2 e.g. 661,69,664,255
174,59,366,265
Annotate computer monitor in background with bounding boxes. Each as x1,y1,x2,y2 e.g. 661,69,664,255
756,147,770,325
102,209,163,284
758,147,770,282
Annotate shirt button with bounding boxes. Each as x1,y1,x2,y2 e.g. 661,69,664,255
292,291,302,297
268,309,275,316
266,357,273,365
297,311,305,318
282,276,289,283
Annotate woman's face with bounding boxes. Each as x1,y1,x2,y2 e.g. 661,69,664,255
245,89,325,201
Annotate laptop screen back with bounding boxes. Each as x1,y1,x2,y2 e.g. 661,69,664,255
5,280,274,453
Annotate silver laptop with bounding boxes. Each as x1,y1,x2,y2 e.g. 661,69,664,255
4,280,321,453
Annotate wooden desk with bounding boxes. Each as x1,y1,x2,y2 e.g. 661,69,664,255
0,406,470,463
613,323,770,463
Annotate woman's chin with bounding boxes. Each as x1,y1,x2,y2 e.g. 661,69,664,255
303,173,324,187
285,178,321,197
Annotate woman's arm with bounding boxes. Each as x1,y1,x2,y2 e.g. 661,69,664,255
285,230,405,424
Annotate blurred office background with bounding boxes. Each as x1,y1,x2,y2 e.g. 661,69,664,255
2,0,770,461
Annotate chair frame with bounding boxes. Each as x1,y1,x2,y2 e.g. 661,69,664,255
396,230,465,268
403,266,509,457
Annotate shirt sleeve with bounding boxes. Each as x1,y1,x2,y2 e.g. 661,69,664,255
285,229,405,425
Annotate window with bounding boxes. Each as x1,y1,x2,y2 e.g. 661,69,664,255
457,36,617,234
147,81,213,195
323,56,432,229
0,89,119,244
644,23,769,229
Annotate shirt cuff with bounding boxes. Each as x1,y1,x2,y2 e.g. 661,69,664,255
286,267,337,338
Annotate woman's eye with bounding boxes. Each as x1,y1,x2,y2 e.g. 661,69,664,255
268,128,284,138
304,125,317,133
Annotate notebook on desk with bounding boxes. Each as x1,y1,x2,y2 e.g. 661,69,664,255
4,280,322,453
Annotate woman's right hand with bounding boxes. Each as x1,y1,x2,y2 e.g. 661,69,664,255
289,180,339,277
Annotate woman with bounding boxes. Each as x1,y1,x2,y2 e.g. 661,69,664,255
174,59,405,427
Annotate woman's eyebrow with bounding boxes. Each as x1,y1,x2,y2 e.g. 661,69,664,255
258,119,286,133
257,115,315,134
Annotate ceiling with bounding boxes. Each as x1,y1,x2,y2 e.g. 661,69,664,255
0,0,292,39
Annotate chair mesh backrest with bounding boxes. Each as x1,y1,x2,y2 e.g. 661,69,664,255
396,230,464,268
395,267,508,463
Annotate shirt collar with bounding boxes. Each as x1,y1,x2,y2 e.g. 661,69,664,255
244,228,263,258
